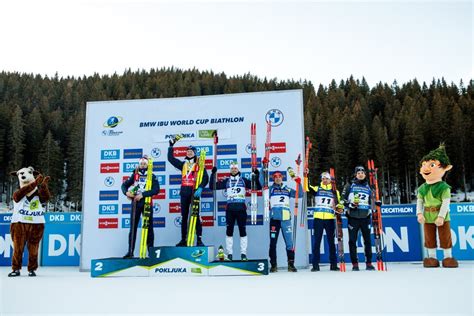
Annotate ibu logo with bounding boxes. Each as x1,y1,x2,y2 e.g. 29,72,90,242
99,204,118,215
101,149,120,160
103,116,123,128
123,162,138,173
217,159,237,170
169,189,181,199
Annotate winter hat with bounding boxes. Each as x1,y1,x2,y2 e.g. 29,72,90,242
272,171,283,179
229,162,239,171
354,166,366,174
139,156,149,165
420,144,451,167
187,146,197,154
321,172,331,180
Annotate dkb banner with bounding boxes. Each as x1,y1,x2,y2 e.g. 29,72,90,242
0,213,82,266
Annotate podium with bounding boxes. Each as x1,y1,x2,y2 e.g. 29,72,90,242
91,246,268,277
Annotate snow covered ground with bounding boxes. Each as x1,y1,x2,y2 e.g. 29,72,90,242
1,262,472,316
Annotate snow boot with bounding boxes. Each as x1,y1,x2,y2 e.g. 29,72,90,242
330,263,340,271
366,263,375,271
288,260,297,272
176,239,187,247
270,263,278,273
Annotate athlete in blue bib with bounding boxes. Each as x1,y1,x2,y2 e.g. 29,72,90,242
268,171,303,273
210,162,261,261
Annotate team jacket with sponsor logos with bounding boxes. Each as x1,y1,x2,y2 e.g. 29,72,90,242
342,179,373,219
307,183,341,220
269,183,303,221
210,172,262,211
121,169,160,207
11,191,46,224
167,147,209,196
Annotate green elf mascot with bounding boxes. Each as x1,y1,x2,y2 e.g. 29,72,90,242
417,144,458,268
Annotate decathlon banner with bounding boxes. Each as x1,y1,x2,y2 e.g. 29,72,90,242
81,90,305,270
307,204,423,264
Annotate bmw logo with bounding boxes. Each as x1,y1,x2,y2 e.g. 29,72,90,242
103,116,123,128
271,156,282,167
222,190,228,198
174,216,182,227
151,147,161,158
104,176,115,187
153,203,161,215
245,144,252,154
266,109,284,127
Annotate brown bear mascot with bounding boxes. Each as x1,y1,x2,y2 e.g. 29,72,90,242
8,167,51,277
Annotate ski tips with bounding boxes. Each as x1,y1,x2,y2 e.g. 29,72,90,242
295,154,302,165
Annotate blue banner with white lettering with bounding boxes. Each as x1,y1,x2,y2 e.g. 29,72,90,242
41,213,82,266
1,203,473,267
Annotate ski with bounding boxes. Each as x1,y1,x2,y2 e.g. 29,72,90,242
212,130,218,221
367,159,387,271
262,121,272,222
302,136,312,227
139,157,154,258
330,167,346,272
287,154,301,251
250,123,258,225
187,150,207,247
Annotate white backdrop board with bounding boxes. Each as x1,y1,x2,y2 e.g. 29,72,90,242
80,90,307,270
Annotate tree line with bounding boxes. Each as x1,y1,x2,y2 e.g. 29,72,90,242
0,68,472,210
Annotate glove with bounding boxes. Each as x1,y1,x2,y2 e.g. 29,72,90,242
212,167,217,174
253,168,260,177
375,200,382,207
35,174,44,185
435,216,444,227
194,188,202,198
294,176,301,184
42,176,51,185
169,139,174,147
